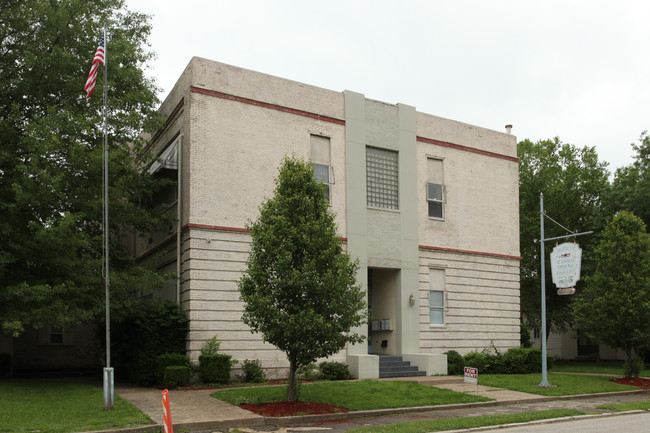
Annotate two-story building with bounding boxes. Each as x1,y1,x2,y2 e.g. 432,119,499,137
139,57,521,379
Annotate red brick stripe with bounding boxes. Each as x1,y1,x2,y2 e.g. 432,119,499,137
190,86,345,125
417,136,519,163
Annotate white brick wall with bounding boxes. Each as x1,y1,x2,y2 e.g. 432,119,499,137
142,58,521,378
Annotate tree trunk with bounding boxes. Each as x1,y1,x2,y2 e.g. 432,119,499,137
625,344,633,378
287,357,297,402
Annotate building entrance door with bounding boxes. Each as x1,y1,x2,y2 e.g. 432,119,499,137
367,268,398,355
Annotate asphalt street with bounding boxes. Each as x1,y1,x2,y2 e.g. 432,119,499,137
475,411,650,433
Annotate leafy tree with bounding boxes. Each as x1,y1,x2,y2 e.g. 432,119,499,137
518,138,610,338
239,157,367,402
0,0,169,337
573,211,650,376
607,131,650,227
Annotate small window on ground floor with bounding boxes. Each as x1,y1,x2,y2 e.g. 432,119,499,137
429,267,446,326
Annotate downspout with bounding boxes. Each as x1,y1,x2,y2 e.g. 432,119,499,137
176,135,182,307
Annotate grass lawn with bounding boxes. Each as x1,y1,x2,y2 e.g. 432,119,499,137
0,378,152,433
346,409,586,433
213,380,490,410
479,373,638,396
553,360,650,377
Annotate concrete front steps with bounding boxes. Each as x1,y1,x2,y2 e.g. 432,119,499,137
378,355,428,378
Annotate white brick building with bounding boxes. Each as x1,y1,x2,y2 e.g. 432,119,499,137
138,57,521,379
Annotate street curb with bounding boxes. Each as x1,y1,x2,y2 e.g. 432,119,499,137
441,410,649,432
80,389,650,433
267,388,648,426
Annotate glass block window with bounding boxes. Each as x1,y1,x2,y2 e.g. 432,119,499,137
366,147,399,210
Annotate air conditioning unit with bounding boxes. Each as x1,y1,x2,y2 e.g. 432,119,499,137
380,319,392,331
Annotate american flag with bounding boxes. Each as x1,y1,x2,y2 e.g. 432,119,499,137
85,32,105,99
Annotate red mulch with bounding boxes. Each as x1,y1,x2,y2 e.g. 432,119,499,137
611,377,650,389
240,401,349,417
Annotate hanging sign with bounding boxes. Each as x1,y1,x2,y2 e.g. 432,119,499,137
550,242,582,290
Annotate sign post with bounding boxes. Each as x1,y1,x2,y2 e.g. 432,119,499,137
538,192,592,387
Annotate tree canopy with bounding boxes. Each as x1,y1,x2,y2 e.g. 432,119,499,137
238,157,367,401
0,0,169,337
607,131,650,227
518,137,610,336
573,211,650,376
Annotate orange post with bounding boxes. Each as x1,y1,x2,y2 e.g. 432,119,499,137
162,389,173,433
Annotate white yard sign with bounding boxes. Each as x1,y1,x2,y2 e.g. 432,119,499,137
464,367,478,384
550,242,582,289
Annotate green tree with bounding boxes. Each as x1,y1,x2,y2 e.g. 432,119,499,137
0,0,169,337
238,157,367,402
518,138,610,338
607,131,650,227
573,211,650,376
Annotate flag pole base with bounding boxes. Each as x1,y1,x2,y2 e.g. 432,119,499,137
103,367,114,410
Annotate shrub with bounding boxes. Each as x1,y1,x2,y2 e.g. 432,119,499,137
240,359,266,383
108,300,189,385
156,353,190,385
318,361,351,380
445,350,464,375
200,336,221,356
163,366,191,388
463,351,489,373
199,354,232,384
502,347,531,374
297,363,320,381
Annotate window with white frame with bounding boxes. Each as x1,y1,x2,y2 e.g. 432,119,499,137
429,268,446,325
310,135,331,202
427,158,444,219
366,146,399,210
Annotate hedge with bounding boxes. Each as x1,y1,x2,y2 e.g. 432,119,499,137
199,354,232,384
163,366,191,388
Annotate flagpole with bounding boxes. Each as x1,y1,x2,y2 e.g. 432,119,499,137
102,20,114,411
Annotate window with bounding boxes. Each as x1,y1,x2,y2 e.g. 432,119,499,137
429,268,446,325
50,326,64,344
310,135,331,202
366,147,399,210
427,158,444,219
429,291,444,325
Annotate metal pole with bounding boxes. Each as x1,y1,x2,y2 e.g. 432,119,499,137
176,136,182,307
539,192,550,387
102,21,114,410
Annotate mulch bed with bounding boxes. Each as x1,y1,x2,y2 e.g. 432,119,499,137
611,376,650,389
240,401,349,417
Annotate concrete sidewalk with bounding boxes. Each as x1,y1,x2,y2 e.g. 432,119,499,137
113,385,264,431
104,377,649,433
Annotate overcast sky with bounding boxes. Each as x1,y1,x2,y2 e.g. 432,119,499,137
124,0,649,171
